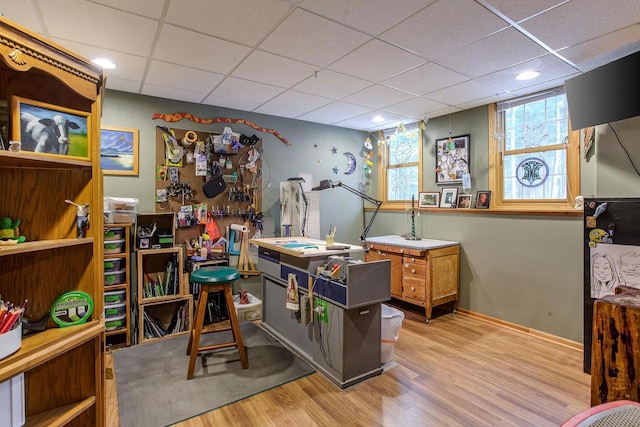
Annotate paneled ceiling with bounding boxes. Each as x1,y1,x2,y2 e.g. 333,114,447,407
1,0,639,131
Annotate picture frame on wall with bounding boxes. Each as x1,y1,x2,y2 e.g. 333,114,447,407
435,133,470,185
11,96,90,159
457,194,472,209
440,187,459,208
476,191,491,208
419,191,440,208
100,125,139,176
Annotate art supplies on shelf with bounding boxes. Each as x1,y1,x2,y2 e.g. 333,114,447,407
0,298,27,335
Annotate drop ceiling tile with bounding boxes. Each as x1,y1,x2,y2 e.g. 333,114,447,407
165,0,294,46
482,0,567,23
380,0,509,60
437,28,548,78
38,0,158,56
232,50,316,88
91,0,166,19
145,60,225,93
383,97,448,118
50,38,148,82
558,24,640,71
254,90,332,118
328,39,426,83
342,85,414,109
425,79,498,106
336,110,409,132
508,74,580,98
0,2,43,32
520,0,640,50
141,83,206,104
154,24,251,74
204,77,284,111
259,8,370,67
297,101,373,125
475,54,579,93
382,62,468,95
300,0,437,35
105,78,142,93
293,70,371,99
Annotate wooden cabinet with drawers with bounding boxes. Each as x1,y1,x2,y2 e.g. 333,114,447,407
367,237,460,322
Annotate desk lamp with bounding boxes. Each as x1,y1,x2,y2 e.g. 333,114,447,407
287,177,309,237
311,179,382,250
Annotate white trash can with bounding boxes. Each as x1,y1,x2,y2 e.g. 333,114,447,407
381,304,404,364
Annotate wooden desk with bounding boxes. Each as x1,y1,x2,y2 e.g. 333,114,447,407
365,235,460,322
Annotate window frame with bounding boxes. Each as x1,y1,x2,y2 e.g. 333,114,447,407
377,122,423,210
488,89,580,213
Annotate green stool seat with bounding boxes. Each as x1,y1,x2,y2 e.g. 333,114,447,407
190,266,240,284
186,265,247,379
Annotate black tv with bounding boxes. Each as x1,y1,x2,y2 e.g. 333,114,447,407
564,49,640,130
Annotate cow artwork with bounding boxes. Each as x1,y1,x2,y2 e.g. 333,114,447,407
20,112,80,155
11,97,89,158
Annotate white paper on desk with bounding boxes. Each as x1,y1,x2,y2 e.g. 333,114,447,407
286,273,299,311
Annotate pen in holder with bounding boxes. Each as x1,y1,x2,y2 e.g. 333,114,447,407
326,234,334,246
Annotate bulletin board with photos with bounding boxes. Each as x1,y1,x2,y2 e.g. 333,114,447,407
154,125,263,248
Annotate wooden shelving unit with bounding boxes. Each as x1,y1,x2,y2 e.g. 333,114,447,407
0,16,106,426
137,247,192,344
104,223,132,347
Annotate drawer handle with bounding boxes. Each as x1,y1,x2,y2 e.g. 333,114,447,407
411,257,415,262
404,263,408,267
411,286,415,291
411,269,416,273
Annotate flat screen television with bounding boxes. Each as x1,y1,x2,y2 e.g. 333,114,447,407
564,50,640,130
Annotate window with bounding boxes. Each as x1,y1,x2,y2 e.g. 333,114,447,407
378,122,422,208
489,88,579,211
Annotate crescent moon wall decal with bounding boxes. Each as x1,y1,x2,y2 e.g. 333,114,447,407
343,152,356,175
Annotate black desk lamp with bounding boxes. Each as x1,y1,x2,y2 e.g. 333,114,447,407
312,179,382,250
287,177,309,237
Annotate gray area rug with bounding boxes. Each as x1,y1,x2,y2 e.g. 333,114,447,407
114,322,315,426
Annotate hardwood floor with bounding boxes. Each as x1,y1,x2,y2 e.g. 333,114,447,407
106,308,591,426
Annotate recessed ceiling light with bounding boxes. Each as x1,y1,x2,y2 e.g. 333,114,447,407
371,115,385,123
92,58,116,70
516,70,540,81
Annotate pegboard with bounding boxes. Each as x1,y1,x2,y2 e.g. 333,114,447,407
154,126,262,247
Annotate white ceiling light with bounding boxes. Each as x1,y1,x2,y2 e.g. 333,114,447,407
516,70,540,81
371,115,385,123
91,58,116,69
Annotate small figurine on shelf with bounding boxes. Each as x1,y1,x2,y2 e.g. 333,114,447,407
65,199,89,238
0,216,26,245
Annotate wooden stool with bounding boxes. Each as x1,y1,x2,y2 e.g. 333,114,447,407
186,266,248,379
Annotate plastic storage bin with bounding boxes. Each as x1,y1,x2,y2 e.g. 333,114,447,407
104,257,124,272
104,239,125,254
105,314,126,331
104,227,124,241
381,304,404,364
233,293,262,322
105,302,126,318
104,268,126,286
104,290,126,305
113,210,136,224
0,372,25,427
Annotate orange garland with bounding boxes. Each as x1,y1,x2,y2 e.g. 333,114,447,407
152,112,291,145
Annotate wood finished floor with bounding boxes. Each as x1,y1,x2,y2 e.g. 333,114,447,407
106,308,591,426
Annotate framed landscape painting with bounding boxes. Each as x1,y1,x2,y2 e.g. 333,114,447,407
11,96,90,160
100,125,139,175
419,192,440,208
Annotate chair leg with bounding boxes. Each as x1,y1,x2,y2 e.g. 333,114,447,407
187,287,209,379
225,284,248,369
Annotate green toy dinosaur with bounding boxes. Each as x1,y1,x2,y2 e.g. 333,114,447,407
0,216,26,245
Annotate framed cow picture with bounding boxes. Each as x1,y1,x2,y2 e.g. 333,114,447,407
11,96,90,160
100,126,139,176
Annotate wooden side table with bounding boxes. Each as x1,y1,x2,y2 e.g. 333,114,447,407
591,286,640,405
